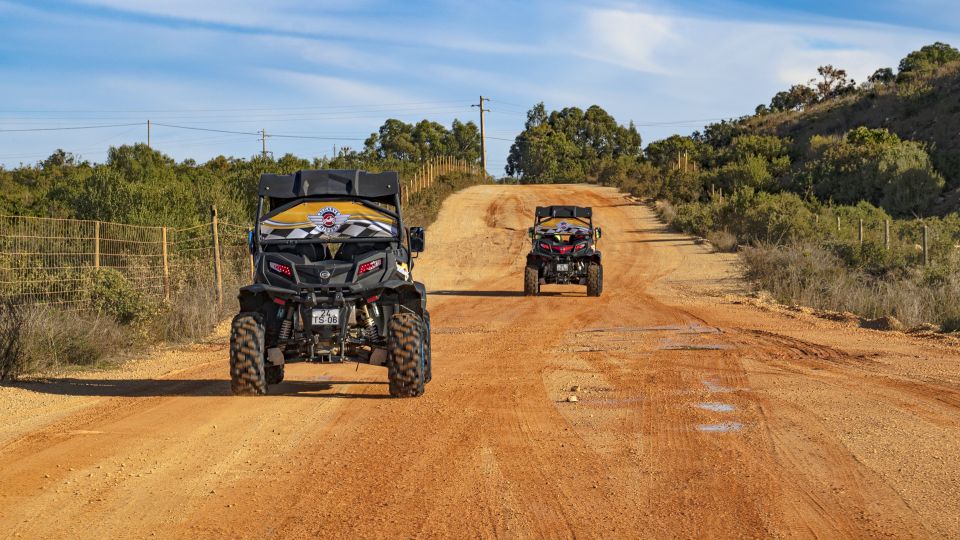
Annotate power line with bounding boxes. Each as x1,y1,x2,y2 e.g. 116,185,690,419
0,99,472,114
0,122,142,133
150,123,368,141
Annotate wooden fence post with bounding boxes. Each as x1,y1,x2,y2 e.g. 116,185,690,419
161,226,170,302
858,219,863,245
94,220,101,268
836,216,841,234
923,225,929,266
211,206,223,304
884,220,890,250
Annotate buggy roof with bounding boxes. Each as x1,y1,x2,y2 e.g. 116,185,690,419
535,206,592,219
258,169,399,203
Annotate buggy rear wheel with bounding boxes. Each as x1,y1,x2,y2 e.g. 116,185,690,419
230,313,268,396
587,263,603,297
524,266,539,296
387,312,426,398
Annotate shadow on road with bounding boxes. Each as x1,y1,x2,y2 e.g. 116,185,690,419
430,289,572,297
2,378,391,399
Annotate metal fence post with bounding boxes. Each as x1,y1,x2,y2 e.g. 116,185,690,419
161,226,170,301
211,206,223,304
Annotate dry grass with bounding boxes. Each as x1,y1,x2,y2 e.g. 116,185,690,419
0,299,128,380
706,230,738,252
741,243,960,331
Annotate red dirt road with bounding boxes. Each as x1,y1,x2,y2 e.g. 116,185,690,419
2,184,960,538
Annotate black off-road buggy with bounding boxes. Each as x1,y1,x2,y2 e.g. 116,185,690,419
230,169,431,398
524,205,603,296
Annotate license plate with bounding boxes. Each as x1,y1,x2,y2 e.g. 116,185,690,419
311,308,340,326
556,263,569,272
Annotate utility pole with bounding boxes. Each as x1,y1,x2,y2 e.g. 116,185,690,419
260,129,268,159
472,96,489,175
147,120,151,148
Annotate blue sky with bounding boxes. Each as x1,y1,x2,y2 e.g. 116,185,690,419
0,0,957,173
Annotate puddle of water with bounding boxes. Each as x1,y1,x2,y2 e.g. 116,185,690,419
697,422,743,433
581,323,721,334
702,380,734,393
677,324,721,335
697,402,735,413
658,338,733,351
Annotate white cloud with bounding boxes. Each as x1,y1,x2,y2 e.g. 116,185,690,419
575,9,676,73
257,69,417,105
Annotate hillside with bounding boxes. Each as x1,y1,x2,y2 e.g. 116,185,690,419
748,61,960,206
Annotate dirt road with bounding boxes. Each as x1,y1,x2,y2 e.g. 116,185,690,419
2,184,960,538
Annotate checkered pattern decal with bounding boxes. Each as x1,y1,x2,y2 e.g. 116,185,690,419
535,217,592,236
261,201,398,241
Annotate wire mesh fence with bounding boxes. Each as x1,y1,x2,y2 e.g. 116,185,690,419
0,159,485,311
0,213,251,309
808,211,960,267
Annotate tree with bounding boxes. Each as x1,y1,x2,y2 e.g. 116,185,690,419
645,135,699,170
505,103,641,182
868,67,895,85
769,84,817,112
897,42,960,81
811,65,854,100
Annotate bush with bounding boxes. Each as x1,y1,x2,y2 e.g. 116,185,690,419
671,202,714,237
798,128,944,216
0,301,127,380
83,267,159,326
707,230,738,252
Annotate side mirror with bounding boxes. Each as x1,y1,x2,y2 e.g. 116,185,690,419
595,227,602,239
527,227,535,239
409,227,425,253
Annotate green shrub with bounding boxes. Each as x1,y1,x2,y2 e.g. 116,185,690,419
83,267,156,325
798,128,944,216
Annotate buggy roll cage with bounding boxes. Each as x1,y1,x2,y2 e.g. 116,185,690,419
251,169,418,265
532,205,594,230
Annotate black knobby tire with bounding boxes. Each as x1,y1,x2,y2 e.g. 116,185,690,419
524,266,539,296
266,364,284,385
387,312,426,398
587,263,603,297
230,313,268,396
422,310,433,384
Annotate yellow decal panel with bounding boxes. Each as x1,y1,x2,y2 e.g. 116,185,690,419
261,201,398,241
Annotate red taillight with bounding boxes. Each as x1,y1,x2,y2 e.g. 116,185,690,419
358,258,383,275
574,243,587,251
268,261,293,278
539,242,551,251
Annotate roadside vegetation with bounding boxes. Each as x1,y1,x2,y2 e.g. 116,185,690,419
0,117,486,380
504,42,960,332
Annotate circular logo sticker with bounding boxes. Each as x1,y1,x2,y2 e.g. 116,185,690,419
309,206,348,235
318,270,332,279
